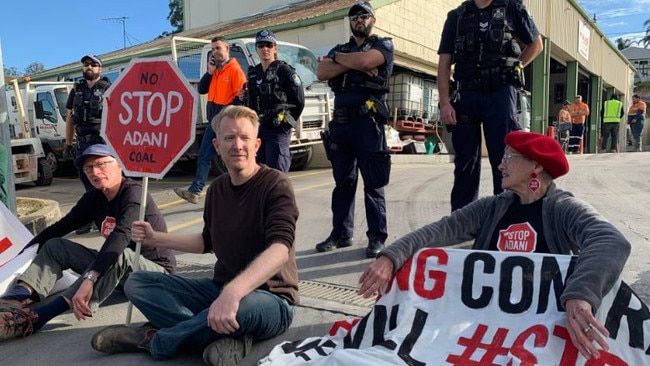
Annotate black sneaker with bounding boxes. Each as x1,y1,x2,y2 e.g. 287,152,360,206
365,241,385,258
315,237,353,252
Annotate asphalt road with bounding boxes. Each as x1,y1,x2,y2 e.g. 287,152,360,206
5,151,650,365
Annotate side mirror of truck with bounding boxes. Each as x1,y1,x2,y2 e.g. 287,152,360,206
34,100,45,119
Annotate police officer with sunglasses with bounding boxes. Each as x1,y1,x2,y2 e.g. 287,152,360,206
315,1,394,258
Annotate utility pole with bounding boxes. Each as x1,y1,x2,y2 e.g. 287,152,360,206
103,17,129,49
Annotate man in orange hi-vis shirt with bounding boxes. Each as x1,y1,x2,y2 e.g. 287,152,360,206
173,36,246,204
568,95,590,153
628,94,646,152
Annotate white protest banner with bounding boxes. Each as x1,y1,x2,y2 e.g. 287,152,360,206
0,202,77,295
0,201,33,266
260,248,649,365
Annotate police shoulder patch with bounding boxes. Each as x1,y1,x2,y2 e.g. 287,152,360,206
292,73,302,86
382,38,394,52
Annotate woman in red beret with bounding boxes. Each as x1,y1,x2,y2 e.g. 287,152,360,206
358,131,630,360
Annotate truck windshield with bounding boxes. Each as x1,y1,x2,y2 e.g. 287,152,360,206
246,43,319,86
53,87,69,119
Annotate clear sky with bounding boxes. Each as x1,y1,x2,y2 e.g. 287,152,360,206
0,0,172,74
577,0,650,45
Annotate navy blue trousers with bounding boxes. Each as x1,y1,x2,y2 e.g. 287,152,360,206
327,115,390,244
450,85,519,211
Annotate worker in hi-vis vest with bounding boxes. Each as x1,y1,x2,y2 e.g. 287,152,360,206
600,94,624,153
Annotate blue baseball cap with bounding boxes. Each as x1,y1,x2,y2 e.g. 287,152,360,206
81,54,102,66
349,1,375,17
255,29,277,45
76,144,115,168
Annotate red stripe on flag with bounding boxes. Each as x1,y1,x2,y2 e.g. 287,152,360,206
0,237,13,255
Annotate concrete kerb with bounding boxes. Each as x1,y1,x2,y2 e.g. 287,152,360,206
18,197,61,235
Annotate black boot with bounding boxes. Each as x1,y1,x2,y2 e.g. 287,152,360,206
315,237,353,252
365,241,385,258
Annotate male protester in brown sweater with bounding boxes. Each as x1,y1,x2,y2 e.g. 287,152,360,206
91,106,299,366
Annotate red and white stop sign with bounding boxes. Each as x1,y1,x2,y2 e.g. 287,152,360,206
101,57,198,179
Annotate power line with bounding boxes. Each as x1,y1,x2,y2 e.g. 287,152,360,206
102,17,130,49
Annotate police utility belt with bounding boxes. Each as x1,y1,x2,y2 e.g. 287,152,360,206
76,134,103,144
458,57,524,91
334,96,390,124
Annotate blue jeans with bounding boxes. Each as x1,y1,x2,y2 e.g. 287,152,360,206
189,125,217,194
630,118,645,141
124,271,295,359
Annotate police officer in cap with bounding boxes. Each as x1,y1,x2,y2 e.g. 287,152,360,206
315,1,394,258
241,29,305,173
65,54,111,234
438,0,543,211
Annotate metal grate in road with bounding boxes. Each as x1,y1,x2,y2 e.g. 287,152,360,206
298,280,374,308
176,262,374,308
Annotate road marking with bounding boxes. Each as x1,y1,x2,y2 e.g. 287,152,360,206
168,217,204,232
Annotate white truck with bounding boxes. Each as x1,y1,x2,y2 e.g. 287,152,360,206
169,36,331,172
5,79,74,177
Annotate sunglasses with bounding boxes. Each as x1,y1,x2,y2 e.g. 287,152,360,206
83,62,100,67
350,13,372,22
256,43,275,49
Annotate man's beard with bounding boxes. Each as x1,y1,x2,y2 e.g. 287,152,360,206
351,23,373,38
83,70,99,81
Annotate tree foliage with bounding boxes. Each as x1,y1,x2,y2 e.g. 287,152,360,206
3,66,19,76
615,38,632,51
3,62,44,77
24,62,45,75
644,19,650,48
168,0,184,33
160,0,183,37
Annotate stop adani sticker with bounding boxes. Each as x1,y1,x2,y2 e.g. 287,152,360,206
100,217,117,239
497,222,537,252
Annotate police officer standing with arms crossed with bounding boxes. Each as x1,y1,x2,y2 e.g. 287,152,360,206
315,1,393,258
241,30,304,173
64,54,111,234
438,0,543,211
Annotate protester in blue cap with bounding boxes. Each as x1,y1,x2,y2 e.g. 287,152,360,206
239,29,305,173
0,144,176,342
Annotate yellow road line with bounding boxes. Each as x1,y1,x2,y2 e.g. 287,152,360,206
168,217,204,233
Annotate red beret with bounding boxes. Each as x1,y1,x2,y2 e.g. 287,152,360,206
504,131,569,179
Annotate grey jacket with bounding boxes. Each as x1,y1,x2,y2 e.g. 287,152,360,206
381,183,631,311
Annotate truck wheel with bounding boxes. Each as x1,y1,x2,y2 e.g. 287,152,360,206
290,146,313,171
36,159,54,186
44,149,60,176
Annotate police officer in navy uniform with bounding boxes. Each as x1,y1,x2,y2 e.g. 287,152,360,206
315,1,394,258
243,29,305,173
64,54,111,234
438,0,543,211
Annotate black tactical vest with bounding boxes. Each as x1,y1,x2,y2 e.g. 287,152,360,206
453,0,521,75
72,78,111,126
328,36,390,95
248,61,290,118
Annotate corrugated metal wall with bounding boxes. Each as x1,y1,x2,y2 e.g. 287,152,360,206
528,0,633,93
